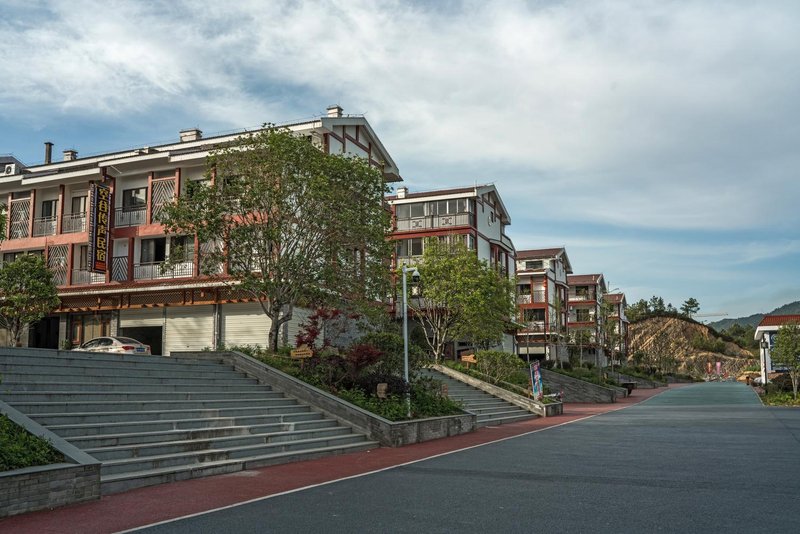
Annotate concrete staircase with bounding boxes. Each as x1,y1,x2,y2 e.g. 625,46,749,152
424,369,538,427
0,350,378,494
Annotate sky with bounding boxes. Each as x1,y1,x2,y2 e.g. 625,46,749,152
1,0,798,319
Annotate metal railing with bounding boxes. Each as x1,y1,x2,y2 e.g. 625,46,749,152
395,213,473,231
33,216,57,237
134,261,194,280
115,206,147,227
62,212,86,233
71,269,105,285
568,292,595,301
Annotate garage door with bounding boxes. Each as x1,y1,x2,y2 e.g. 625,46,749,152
165,305,215,355
221,303,272,349
120,308,165,355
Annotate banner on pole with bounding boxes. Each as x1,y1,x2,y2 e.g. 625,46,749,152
531,361,543,400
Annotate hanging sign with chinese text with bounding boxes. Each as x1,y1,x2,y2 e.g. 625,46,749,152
88,183,111,273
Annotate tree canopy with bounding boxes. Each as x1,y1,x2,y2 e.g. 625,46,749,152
771,323,800,399
0,254,60,346
404,239,515,362
680,297,700,317
161,127,392,351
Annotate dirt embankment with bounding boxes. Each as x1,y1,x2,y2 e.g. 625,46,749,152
628,316,757,376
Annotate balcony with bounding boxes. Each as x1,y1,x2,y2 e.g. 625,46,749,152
517,290,547,305
395,213,473,232
569,292,596,302
115,207,147,228
133,261,194,281
71,269,105,285
62,212,86,234
32,216,57,237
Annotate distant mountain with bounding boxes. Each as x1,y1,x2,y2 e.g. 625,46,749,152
709,300,800,331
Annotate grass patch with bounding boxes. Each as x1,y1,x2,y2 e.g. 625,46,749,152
1,415,63,472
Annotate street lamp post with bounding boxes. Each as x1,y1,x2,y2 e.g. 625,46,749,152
402,265,420,418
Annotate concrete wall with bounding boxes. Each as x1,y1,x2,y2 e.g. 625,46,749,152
0,399,101,518
174,351,477,447
541,368,627,403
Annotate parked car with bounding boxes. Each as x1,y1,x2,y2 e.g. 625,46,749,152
75,336,151,355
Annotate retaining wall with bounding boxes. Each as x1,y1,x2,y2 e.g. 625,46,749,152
540,368,627,403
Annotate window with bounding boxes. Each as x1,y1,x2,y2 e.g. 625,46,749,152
395,237,424,257
410,238,423,256
41,200,57,218
518,284,531,295
12,191,30,199
71,196,87,214
123,188,147,210
141,238,166,264
78,245,88,270
169,236,195,262
3,252,21,264
576,308,591,322
523,309,545,322
575,286,589,297
525,260,544,270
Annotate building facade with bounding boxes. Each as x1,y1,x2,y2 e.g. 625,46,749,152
567,273,607,366
0,106,399,354
515,247,572,362
753,314,800,383
386,184,516,356
603,292,629,363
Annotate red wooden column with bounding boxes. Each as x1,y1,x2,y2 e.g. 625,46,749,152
127,237,134,283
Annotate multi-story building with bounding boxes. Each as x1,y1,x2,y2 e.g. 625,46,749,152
386,184,516,356
0,106,400,353
603,292,629,363
515,247,572,363
567,273,607,366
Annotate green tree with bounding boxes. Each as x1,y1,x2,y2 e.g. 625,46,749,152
771,323,800,399
648,295,666,313
0,254,60,346
161,128,391,351
405,239,514,362
626,298,650,322
680,297,700,317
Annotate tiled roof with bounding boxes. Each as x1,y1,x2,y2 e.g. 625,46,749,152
516,248,564,259
758,315,800,327
567,274,602,285
385,186,480,201
605,293,625,303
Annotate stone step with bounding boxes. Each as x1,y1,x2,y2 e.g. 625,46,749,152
458,400,518,410
470,404,529,416
0,382,269,393
51,412,328,438
0,364,248,380
87,426,355,461
0,390,280,403
0,358,233,375
477,412,538,427
67,419,341,449
31,404,311,426
100,434,371,476
0,372,259,386
11,397,296,415
100,440,379,495
0,351,222,368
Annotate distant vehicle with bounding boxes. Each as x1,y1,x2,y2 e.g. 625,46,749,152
75,336,151,355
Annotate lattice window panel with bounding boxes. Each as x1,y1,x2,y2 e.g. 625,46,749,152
151,179,175,222
10,199,31,239
47,244,69,286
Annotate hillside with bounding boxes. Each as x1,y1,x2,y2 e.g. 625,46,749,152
709,300,800,331
629,315,757,377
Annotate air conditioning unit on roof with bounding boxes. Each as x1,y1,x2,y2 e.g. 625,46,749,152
4,163,18,175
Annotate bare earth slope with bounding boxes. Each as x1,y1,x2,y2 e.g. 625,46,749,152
628,315,757,376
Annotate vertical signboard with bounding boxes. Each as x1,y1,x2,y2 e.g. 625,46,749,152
530,361,543,400
88,182,111,273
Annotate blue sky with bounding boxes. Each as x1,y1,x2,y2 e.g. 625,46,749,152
1,1,798,318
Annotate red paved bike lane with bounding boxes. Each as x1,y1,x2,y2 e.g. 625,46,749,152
0,385,682,534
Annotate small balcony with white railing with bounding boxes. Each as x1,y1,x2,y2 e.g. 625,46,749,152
114,206,147,228
71,269,105,285
133,261,195,281
62,212,86,233
32,216,57,237
395,212,474,232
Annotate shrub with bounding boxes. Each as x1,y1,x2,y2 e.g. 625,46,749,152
1,415,63,472
357,331,427,379
475,350,525,383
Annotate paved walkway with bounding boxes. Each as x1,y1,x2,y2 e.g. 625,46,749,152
0,385,678,534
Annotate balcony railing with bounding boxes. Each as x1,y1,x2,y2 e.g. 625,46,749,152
112,256,129,282
71,269,105,285
32,216,57,237
134,261,194,280
115,206,147,228
517,294,532,304
569,292,595,301
62,212,86,234
395,213,473,231
517,290,547,305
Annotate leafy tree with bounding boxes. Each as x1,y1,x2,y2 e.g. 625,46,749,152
771,323,800,399
404,239,514,362
648,295,666,313
161,128,391,351
0,254,60,346
626,298,651,322
569,328,594,367
600,299,622,367
680,298,700,317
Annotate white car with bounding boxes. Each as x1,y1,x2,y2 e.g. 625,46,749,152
76,336,152,355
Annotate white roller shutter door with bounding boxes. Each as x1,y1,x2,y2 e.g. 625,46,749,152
165,306,215,355
285,307,312,346
221,303,271,349
119,308,164,327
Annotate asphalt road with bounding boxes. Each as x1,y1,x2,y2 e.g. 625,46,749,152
136,382,800,534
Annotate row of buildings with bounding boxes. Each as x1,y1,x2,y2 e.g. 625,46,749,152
0,107,628,363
